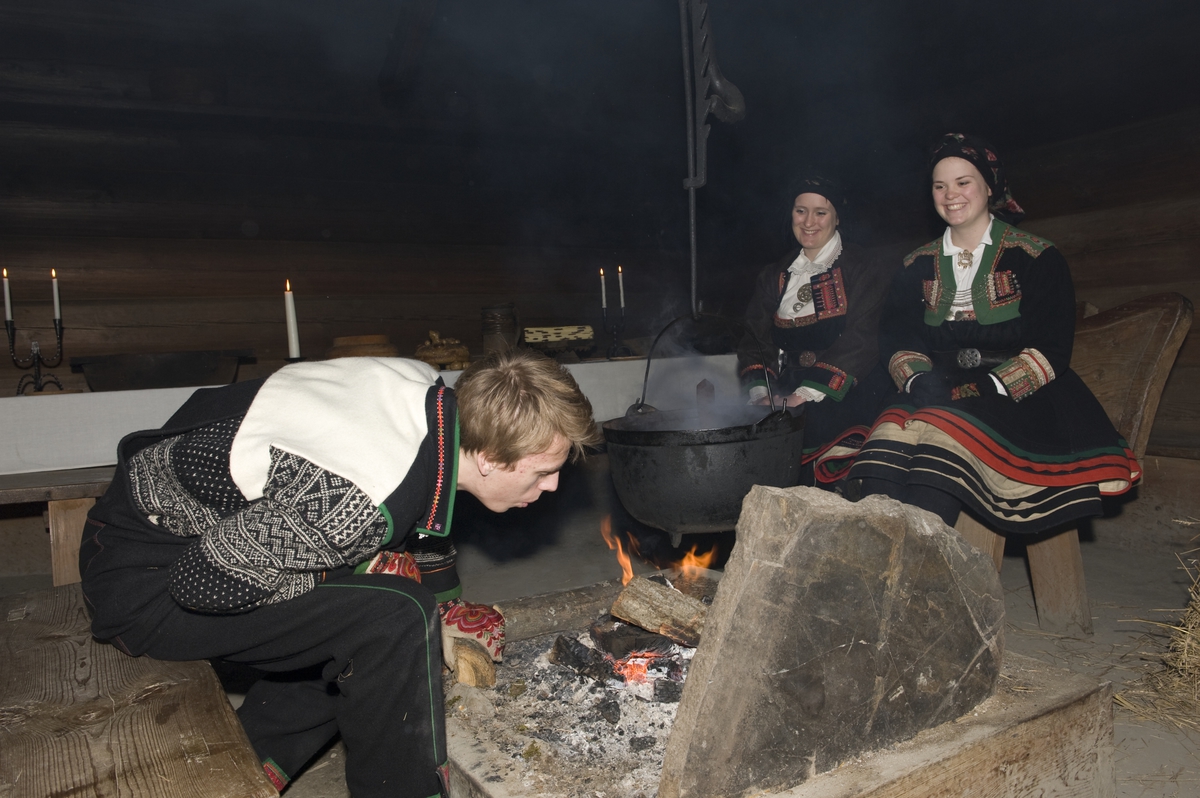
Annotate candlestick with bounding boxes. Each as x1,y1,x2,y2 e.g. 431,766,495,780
617,265,625,309
6,309,64,395
2,268,10,322
51,269,61,320
600,268,607,310
284,279,301,359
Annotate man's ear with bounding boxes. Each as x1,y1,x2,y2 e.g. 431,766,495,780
475,450,493,476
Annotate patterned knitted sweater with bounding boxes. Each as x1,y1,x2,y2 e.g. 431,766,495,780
86,358,460,616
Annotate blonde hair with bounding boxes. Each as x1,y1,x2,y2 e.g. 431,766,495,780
455,349,602,466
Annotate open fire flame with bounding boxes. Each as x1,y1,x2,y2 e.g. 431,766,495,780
678,544,716,577
600,515,718,587
600,514,634,585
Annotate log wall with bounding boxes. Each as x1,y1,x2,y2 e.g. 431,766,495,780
1009,109,1200,457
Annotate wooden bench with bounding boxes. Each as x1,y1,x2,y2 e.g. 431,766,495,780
0,584,276,798
955,292,1194,637
0,466,114,586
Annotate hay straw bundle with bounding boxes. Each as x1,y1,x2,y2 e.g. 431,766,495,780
1114,555,1200,731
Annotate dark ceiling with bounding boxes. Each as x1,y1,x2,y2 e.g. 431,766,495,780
1,0,1197,269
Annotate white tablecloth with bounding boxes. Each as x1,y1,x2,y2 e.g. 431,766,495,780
0,354,739,475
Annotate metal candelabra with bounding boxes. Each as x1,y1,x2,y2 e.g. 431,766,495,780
7,319,64,394
601,308,632,359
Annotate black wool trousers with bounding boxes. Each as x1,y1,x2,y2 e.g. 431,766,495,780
133,573,446,798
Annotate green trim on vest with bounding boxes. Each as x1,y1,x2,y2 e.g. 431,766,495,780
379,504,396,546
923,220,1023,326
903,240,940,267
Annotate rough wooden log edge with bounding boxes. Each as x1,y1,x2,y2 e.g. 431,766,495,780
493,579,625,643
609,575,707,647
448,638,497,689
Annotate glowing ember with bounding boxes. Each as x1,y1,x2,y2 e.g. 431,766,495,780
600,514,634,585
614,655,655,683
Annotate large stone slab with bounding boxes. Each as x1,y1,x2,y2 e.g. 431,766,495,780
658,487,1005,798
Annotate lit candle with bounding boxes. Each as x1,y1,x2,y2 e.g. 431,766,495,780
51,269,61,320
600,268,607,310
2,268,11,322
617,265,625,309
284,279,300,359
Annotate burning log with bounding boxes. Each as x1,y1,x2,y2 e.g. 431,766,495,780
548,634,622,683
588,617,675,659
609,575,708,647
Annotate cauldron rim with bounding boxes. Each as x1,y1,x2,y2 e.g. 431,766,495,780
602,406,802,446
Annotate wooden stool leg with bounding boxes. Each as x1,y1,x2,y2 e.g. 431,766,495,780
954,512,1005,572
1027,526,1092,637
47,497,94,587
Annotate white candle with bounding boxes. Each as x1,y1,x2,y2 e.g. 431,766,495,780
2,268,11,322
600,268,607,310
284,279,300,359
617,265,625,309
51,269,61,320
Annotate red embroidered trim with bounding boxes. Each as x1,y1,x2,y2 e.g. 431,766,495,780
812,267,848,319
262,760,289,791
739,362,777,378
440,598,505,660
888,350,932,390
774,267,847,328
814,361,849,392
922,277,942,314
984,270,1021,311
1000,230,1052,258
425,386,447,532
904,241,939,267
365,550,422,581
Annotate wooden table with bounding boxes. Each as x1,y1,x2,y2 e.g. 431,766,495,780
0,466,115,586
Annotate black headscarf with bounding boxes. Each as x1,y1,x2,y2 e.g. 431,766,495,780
789,176,847,218
929,134,1025,224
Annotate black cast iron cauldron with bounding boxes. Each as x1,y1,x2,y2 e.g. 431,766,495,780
603,404,804,535
603,314,803,537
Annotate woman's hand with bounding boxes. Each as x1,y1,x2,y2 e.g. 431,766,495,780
752,393,806,407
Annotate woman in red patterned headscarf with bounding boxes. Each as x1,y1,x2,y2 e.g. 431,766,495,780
833,134,1138,533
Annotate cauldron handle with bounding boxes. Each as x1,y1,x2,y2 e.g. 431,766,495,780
630,314,778,414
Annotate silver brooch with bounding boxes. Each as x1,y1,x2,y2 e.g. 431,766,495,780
792,283,813,312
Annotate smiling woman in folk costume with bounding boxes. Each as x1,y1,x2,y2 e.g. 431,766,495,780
737,176,898,485
834,133,1138,532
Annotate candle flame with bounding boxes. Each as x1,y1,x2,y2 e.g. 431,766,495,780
618,265,623,274
2,268,6,278
51,268,57,279
286,279,291,292
599,268,604,277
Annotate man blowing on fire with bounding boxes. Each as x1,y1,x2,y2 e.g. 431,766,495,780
78,349,603,798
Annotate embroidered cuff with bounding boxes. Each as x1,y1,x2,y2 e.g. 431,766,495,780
747,385,769,403
799,362,853,401
739,362,776,393
991,348,1055,402
888,351,932,390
